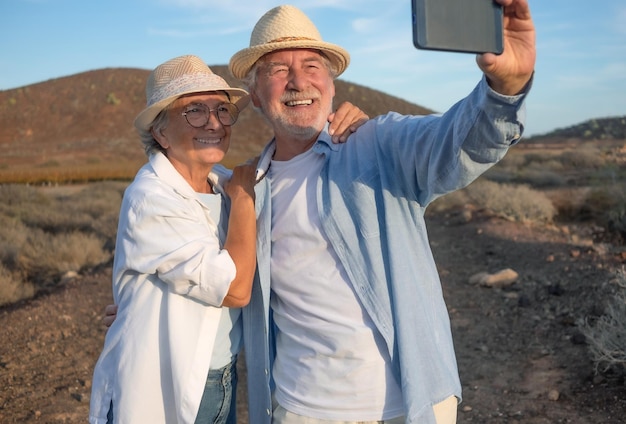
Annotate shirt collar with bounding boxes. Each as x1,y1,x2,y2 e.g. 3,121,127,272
255,124,335,182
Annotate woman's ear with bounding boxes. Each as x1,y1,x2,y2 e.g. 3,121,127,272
152,127,169,150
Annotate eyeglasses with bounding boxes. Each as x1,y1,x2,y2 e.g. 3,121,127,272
181,103,240,127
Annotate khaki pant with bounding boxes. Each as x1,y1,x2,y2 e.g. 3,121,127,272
272,395,458,424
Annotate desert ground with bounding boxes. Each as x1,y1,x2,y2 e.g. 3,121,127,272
1,207,625,423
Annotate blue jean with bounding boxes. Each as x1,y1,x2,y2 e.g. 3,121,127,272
105,357,238,424
194,357,238,424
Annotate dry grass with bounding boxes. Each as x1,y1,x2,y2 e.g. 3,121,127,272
480,141,626,240
0,162,142,184
0,262,34,306
0,182,126,306
580,268,626,373
1,139,624,307
429,178,556,223
466,179,556,223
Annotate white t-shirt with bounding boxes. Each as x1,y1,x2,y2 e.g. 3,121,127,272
198,192,242,369
268,148,403,421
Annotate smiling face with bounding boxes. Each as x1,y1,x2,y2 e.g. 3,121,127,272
250,48,336,159
153,92,232,192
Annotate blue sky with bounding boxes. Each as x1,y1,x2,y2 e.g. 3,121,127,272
2,0,625,136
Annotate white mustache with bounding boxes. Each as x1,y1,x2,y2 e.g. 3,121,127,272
280,90,320,104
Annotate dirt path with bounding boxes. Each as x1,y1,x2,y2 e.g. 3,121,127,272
1,214,625,423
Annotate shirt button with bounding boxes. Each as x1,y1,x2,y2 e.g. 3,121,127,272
266,409,271,415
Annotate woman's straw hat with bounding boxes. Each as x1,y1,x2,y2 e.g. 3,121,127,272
134,55,250,132
229,5,350,80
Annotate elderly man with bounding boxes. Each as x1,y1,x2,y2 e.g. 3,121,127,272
232,1,535,424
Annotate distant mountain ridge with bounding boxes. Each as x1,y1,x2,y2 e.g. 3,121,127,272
528,116,626,142
0,65,623,182
0,65,433,182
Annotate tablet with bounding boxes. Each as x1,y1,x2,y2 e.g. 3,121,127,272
412,0,504,54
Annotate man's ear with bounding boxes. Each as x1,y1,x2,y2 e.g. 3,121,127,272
152,127,169,149
250,90,262,108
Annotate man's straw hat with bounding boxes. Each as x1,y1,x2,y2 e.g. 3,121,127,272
134,55,250,132
229,5,350,80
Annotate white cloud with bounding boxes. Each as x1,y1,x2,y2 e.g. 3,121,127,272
351,17,379,34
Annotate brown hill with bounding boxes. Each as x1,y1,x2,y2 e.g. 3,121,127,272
0,65,432,183
527,116,626,143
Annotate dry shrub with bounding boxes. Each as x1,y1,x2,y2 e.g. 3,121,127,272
487,167,567,188
608,204,626,242
544,183,626,241
465,179,556,223
70,182,126,242
0,215,31,270
583,188,619,221
427,189,472,215
580,268,626,373
536,158,566,173
0,182,125,306
496,151,527,169
428,179,557,224
16,229,111,283
487,145,618,189
20,206,96,234
485,150,569,188
3,181,124,242
70,181,127,219
0,263,34,307
544,187,591,220
578,185,626,240
516,158,568,187
517,169,567,188
0,184,51,217
559,147,606,170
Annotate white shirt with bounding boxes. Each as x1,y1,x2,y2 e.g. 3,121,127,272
269,148,403,420
89,152,238,424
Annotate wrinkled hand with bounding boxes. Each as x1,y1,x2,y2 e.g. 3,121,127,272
327,101,369,143
476,0,536,95
103,304,117,328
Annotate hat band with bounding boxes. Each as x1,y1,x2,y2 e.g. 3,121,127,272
148,73,229,107
264,36,318,45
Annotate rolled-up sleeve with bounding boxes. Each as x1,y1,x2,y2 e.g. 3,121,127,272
115,187,235,307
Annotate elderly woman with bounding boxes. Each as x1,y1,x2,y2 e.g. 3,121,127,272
89,55,257,424
90,55,368,424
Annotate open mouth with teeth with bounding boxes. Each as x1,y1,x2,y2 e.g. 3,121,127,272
195,137,223,145
285,99,313,107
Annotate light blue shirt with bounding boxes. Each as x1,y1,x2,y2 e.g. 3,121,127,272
242,77,529,424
